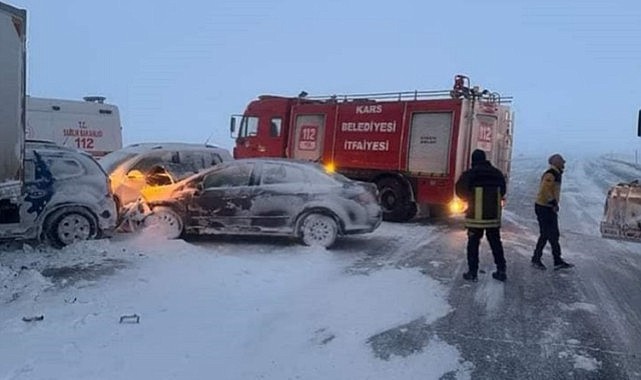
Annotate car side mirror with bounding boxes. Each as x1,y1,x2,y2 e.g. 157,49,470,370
230,116,236,134
637,109,641,137
127,169,145,181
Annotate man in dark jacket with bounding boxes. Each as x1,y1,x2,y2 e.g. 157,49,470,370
531,154,573,270
455,149,507,282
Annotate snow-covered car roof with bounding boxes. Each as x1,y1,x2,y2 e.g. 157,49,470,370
98,142,233,174
25,139,87,155
171,158,352,188
115,142,228,153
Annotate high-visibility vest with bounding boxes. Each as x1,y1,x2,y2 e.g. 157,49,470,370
465,186,502,228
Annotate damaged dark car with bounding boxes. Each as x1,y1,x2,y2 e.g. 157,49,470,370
140,158,382,247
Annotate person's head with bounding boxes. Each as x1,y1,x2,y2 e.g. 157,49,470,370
471,149,486,166
548,153,566,170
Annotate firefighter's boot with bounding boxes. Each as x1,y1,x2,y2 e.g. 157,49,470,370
462,271,478,282
492,271,507,282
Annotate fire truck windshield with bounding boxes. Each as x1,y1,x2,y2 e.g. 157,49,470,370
238,116,259,138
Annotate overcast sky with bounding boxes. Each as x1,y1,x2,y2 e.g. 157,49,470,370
9,0,641,156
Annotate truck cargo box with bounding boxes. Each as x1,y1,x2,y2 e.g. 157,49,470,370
0,2,26,183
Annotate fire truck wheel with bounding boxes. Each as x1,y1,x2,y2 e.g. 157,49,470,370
299,213,338,248
377,178,416,222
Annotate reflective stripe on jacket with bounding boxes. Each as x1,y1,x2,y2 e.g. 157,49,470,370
455,160,506,229
465,186,503,228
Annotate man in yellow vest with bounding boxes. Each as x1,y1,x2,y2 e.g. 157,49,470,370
455,149,507,282
531,154,574,270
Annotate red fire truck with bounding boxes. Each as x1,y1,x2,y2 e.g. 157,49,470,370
231,75,514,222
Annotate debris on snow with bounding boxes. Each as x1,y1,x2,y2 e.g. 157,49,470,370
119,314,140,324
572,353,601,371
560,302,598,314
22,315,44,322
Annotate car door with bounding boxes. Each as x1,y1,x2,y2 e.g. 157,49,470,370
188,162,257,232
23,151,56,219
0,155,39,228
251,162,309,232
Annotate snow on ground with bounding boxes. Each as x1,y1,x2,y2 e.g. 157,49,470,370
0,225,471,380
560,302,599,314
557,350,601,371
2,153,641,379
571,353,602,371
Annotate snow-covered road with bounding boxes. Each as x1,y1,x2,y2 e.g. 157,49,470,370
426,155,641,379
1,155,640,380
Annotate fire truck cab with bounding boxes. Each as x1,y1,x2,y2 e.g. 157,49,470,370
231,75,514,222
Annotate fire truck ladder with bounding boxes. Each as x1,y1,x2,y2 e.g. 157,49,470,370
304,89,512,104
301,75,512,104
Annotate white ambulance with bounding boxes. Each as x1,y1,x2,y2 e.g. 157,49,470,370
26,96,123,157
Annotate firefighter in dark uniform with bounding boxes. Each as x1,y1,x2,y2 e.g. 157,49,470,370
531,154,574,270
455,149,507,282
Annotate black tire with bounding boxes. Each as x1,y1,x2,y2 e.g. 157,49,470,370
44,207,98,248
376,177,416,222
298,212,339,248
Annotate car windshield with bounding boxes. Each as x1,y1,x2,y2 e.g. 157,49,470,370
98,150,139,173
327,170,351,184
163,162,202,181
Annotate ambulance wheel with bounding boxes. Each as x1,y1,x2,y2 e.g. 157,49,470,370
377,178,416,222
44,207,98,248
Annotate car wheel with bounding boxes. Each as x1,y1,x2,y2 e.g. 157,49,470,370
376,177,416,222
44,207,97,248
299,213,338,248
143,206,183,239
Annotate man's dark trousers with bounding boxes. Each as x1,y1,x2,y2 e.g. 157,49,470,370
533,204,562,264
467,227,506,274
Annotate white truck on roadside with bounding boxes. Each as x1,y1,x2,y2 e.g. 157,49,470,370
0,1,26,188
26,95,123,157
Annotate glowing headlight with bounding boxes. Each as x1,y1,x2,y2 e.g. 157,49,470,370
324,162,336,173
449,198,467,214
